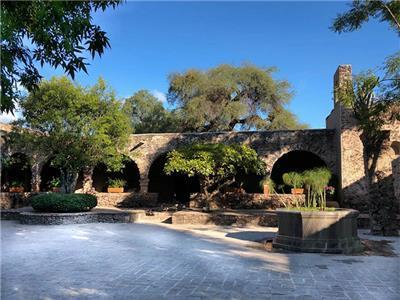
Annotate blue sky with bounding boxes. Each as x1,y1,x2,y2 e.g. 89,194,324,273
4,1,398,128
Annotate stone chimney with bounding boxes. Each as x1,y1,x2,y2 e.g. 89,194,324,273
333,64,352,104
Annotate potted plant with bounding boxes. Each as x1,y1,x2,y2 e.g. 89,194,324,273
49,177,61,193
107,178,126,193
259,177,275,195
9,181,24,193
273,167,362,254
282,172,304,194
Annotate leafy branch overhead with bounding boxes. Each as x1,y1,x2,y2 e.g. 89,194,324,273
1,0,121,112
332,0,400,35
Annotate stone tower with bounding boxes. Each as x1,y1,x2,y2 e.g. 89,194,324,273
327,65,400,234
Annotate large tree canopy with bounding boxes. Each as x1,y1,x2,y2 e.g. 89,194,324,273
332,0,400,35
13,76,131,193
164,143,266,201
123,90,180,134
1,0,121,113
167,64,307,132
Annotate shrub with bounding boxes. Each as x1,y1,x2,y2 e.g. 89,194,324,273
31,193,97,213
108,178,126,188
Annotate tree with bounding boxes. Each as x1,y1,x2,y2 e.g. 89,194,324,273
167,64,308,132
164,143,266,201
332,0,400,35
123,90,180,133
1,0,121,113
338,58,399,235
14,76,131,193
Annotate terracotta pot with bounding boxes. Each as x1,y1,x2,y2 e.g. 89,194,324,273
263,184,270,195
9,187,24,193
291,188,304,195
107,187,124,193
52,187,61,193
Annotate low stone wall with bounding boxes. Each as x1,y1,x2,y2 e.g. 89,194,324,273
96,192,158,208
189,193,305,210
19,210,130,225
0,192,39,209
172,210,278,227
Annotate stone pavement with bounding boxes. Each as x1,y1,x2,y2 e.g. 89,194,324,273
1,220,399,299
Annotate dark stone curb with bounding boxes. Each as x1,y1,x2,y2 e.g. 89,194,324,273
0,210,130,225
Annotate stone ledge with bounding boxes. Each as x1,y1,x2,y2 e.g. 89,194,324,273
18,210,130,225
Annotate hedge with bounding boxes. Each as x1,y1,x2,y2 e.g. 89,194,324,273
31,193,97,213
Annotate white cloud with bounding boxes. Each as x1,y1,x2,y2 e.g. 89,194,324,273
151,90,167,103
0,82,26,124
0,103,22,124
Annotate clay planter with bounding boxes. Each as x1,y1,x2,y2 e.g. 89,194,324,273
273,208,362,254
52,187,61,193
107,187,124,193
263,185,270,195
291,188,304,195
9,187,24,193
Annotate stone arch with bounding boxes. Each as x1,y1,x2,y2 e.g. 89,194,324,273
147,152,200,204
263,145,334,176
1,152,32,192
269,150,331,193
92,158,141,192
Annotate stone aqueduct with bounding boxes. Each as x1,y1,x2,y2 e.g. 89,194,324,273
1,65,399,212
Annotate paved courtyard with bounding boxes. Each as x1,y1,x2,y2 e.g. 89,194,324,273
1,220,399,300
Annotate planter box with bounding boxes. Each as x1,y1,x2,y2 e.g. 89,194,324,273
291,188,304,195
107,187,124,193
52,187,61,193
273,208,362,254
9,187,24,193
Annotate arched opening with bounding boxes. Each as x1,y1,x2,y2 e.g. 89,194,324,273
148,153,200,204
92,159,140,192
391,141,400,156
271,150,328,193
40,158,61,191
235,172,264,193
1,153,31,192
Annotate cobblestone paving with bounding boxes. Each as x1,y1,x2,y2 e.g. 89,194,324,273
1,221,399,299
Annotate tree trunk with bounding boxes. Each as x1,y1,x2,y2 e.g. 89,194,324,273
60,169,79,194
82,166,94,193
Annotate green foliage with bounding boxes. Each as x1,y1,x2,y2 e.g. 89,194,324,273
302,168,332,209
10,181,23,188
108,178,126,188
31,193,97,213
167,64,307,132
164,143,266,200
123,90,180,133
282,172,304,189
49,177,61,188
332,0,400,36
15,76,131,193
1,1,121,113
282,168,332,210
